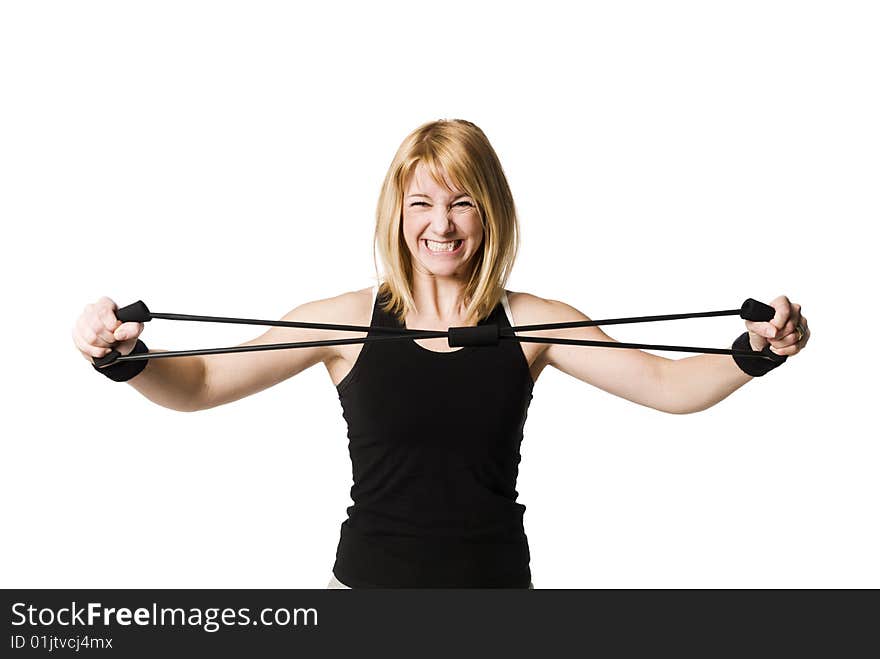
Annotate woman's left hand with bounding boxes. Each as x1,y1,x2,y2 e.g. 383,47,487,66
743,295,810,356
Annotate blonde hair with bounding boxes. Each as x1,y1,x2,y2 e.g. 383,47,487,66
373,119,521,326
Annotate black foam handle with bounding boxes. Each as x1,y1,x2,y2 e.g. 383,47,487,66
448,324,500,347
115,300,152,323
740,298,776,322
93,349,121,368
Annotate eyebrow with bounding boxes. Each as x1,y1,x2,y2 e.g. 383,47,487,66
406,193,471,200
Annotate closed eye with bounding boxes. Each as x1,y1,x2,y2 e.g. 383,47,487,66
408,201,474,208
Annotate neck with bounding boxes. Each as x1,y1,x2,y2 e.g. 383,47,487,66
410,270,471,322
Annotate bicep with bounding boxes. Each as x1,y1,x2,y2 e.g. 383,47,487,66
541,299,672,412
198,298,336,409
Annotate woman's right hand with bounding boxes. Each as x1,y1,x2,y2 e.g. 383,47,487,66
72,296,145,363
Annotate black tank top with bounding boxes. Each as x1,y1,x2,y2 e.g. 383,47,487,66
332,286,535,587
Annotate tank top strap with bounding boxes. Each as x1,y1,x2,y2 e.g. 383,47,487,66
471,290,511,329
500,290,515,328
368,284,401,330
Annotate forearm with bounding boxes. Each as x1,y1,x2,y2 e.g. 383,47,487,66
660,353,753,414
126,351,208,412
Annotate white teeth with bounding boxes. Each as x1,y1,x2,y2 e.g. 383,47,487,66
426,239,461,252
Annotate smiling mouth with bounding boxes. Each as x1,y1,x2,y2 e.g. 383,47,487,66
423,239,463,254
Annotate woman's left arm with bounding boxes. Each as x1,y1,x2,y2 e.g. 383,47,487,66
533,294,809,415
662,295,809,414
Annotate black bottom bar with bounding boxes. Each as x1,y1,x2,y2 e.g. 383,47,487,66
2,589,872,657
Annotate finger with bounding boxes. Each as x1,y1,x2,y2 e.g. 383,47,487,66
770,341,801,356
788,311,808,345
73,333,110,359
768,330,799,354
77,321,99,348
745,319,779,339
769,330,799,350
82,304,116,343
769,295,792,333
97,304,122,333
89,333,115,349
801,325,811,347
80,315,115,348
96,296,118,314
769,318,810,356
796,317,810,347
113,322,143,342
774,319,799,341
89,317,117,346
789,303,803,336
770,315,806,345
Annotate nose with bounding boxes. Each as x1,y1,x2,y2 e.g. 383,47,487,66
428,207,457,235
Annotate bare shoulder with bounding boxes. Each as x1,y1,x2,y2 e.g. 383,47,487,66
506,290,590,324
292,286,374,322
504,290,595,380
287,286,374,364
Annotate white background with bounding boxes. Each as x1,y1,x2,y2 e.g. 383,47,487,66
1,0,877,588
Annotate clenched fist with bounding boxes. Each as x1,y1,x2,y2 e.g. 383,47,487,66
72,296,145,363
743,294,809,357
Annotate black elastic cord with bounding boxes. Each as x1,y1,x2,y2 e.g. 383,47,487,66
107,330,773,363
502,308,742,334
507,335,760,357
149,312,428,335
108,330,448,362
146,307,744,336
104,305,777,363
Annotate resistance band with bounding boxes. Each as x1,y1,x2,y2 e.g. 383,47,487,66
93,298,785,368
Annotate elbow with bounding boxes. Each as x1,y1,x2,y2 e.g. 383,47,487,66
176,390,213,413
656,363,695,415
142,383,210,413
146,398,205,413
665,406,701,415
657,359,714,415
657,392,704,415
660,403,699,415
178,361,212,412
175,402,205,413
664,400,716,415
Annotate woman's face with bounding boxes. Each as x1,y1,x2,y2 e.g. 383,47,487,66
401,163,484,279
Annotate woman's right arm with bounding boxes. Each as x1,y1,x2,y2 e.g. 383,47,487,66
73,294,349,412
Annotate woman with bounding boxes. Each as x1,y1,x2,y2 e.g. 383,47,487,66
72,119,810,588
